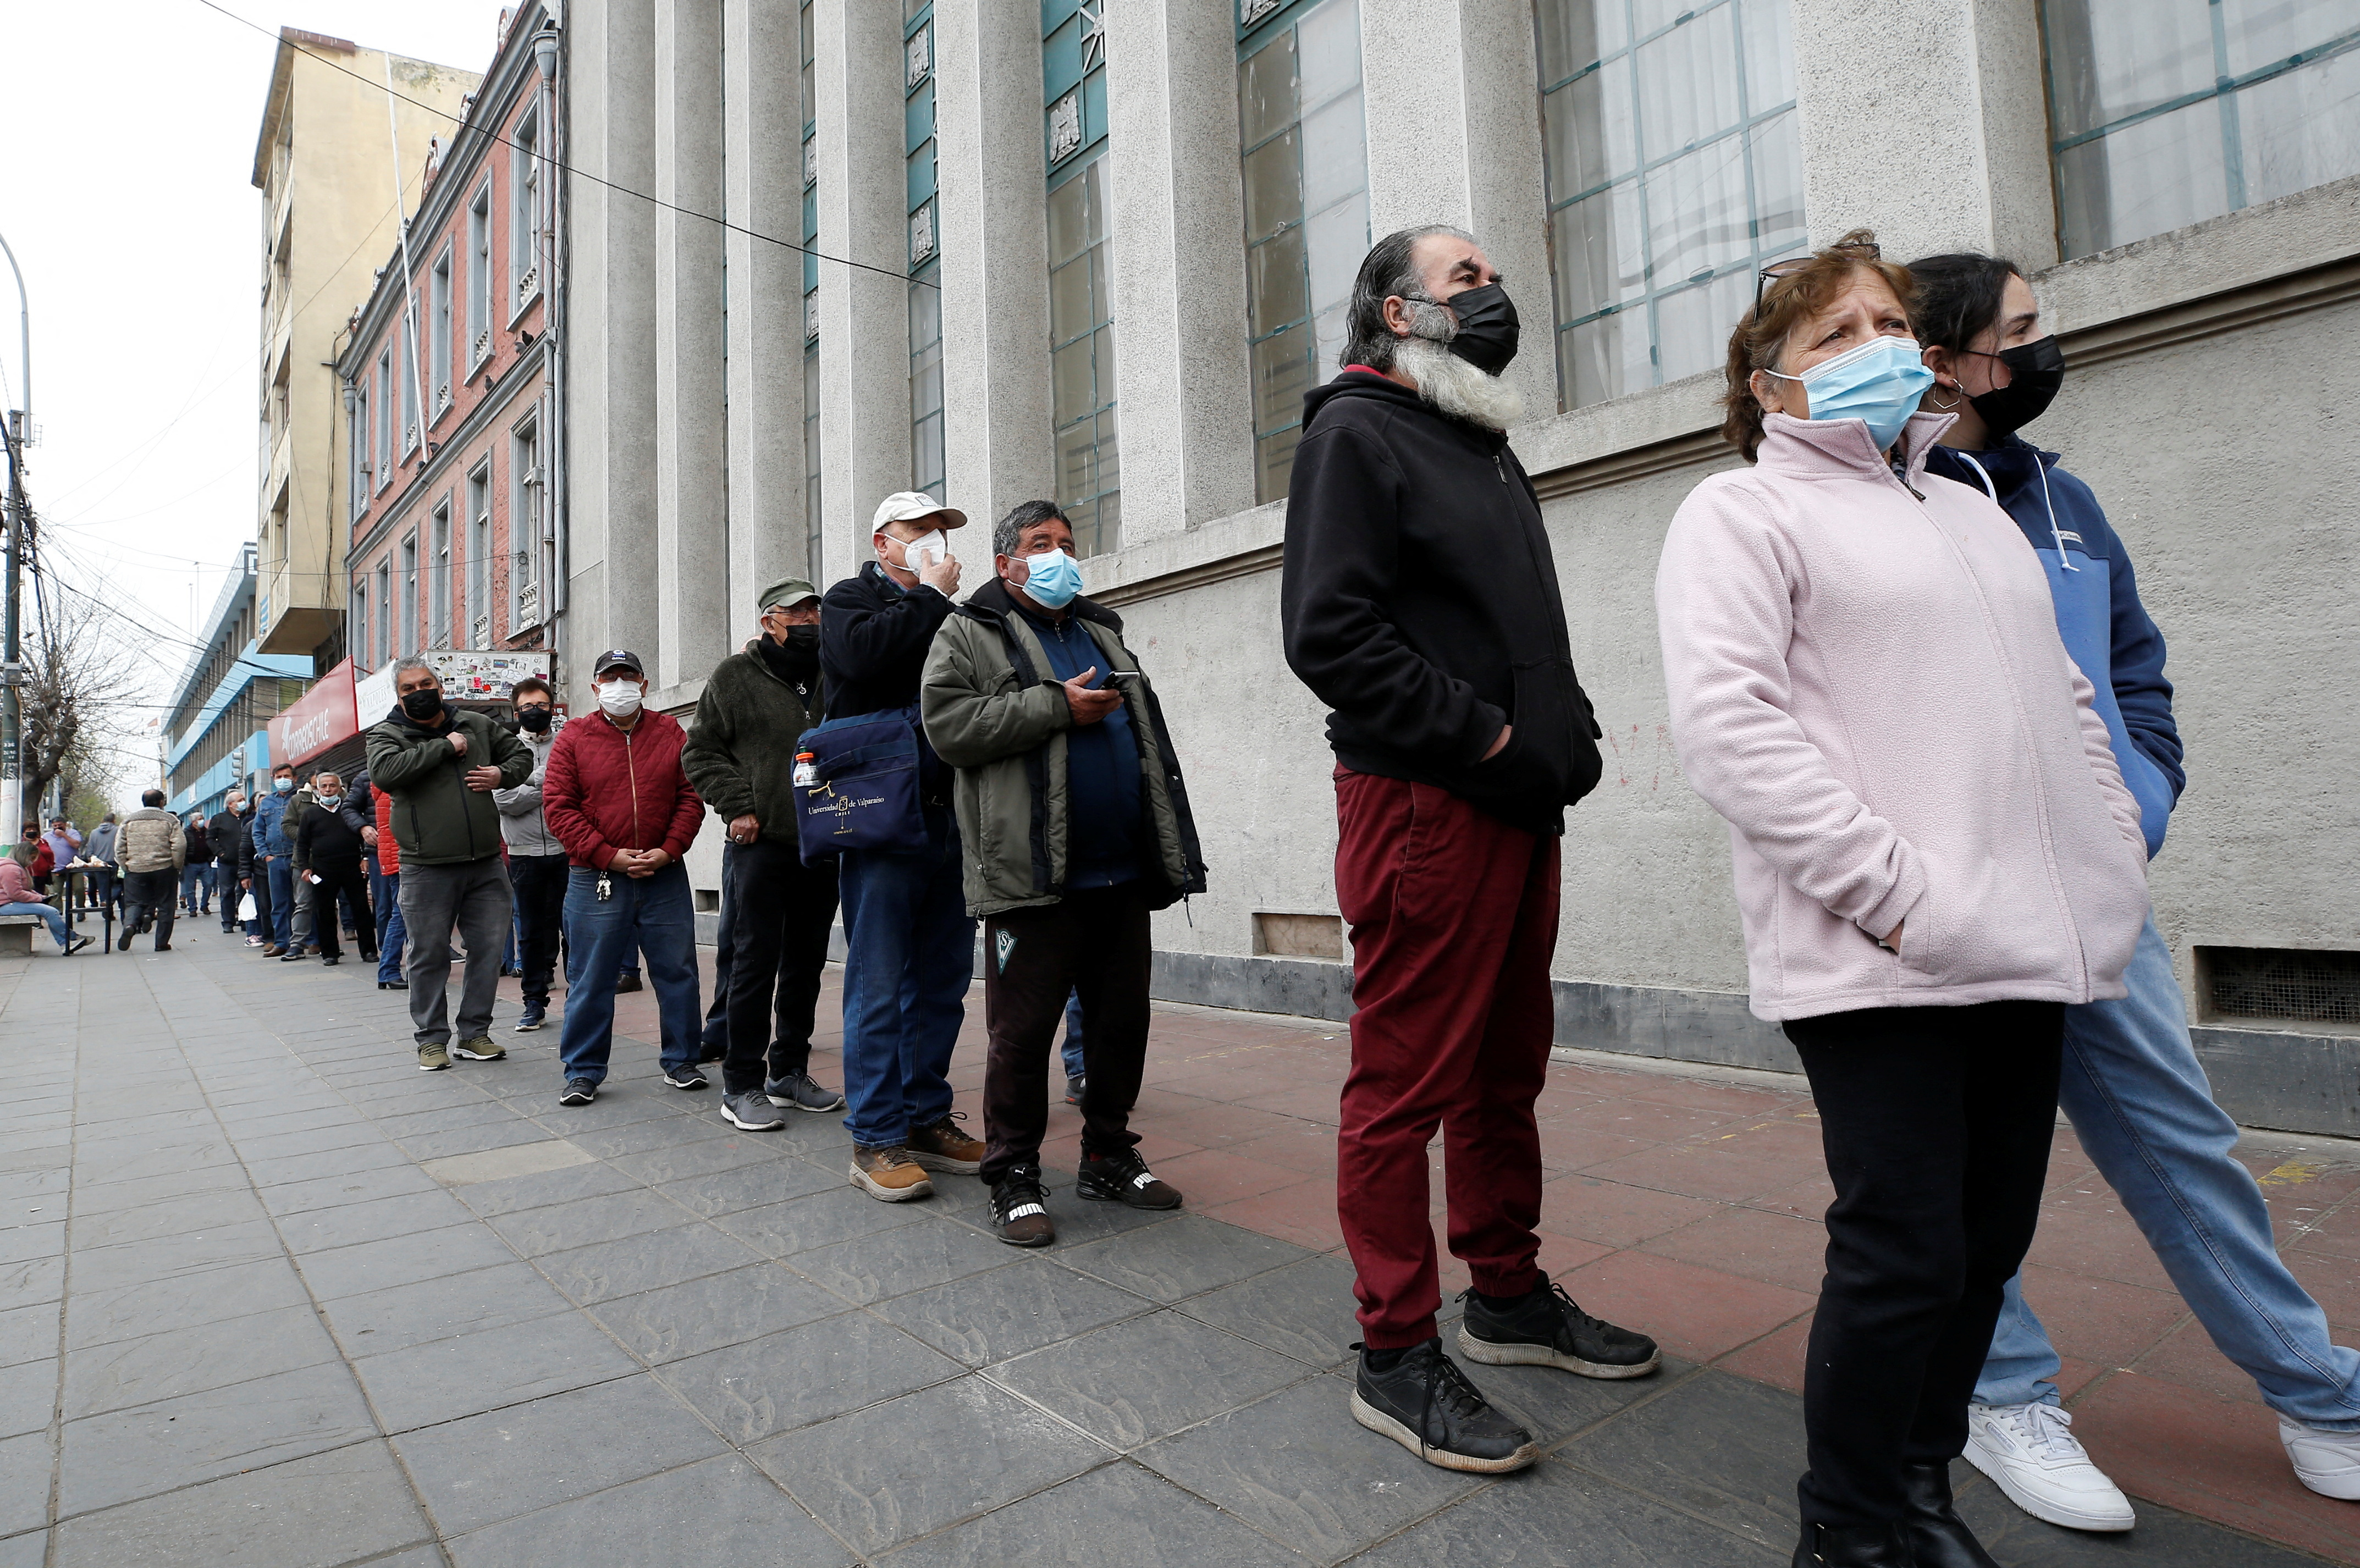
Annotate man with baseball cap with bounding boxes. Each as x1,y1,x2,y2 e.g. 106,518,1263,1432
818,492,988,1200
685,578,843,1115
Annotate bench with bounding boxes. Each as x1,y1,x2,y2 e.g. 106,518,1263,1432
0,913,41,956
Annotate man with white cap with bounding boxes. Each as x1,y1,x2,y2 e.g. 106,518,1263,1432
817,492,988,1201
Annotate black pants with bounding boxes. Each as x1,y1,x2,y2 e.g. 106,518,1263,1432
978,882,1152,1188
721,836,839,1095
308,859,376,960
1784,1000,2063,1533
509,852,569,1006
119,869,177,950
700,843,737,1058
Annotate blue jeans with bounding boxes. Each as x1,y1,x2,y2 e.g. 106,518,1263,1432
558,860,702,1086
264,855,295,946
1062,988,1086,1080
836,819,974,1148
0,901,67,948
179,863,213,912
1976,913,2360,1429
372,866,408,983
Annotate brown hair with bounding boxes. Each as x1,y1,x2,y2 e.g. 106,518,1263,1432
1719,229,1918,462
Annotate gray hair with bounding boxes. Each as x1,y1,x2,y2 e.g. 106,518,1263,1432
993,500,1069,559
1342,224,1476,372
392,656,437,684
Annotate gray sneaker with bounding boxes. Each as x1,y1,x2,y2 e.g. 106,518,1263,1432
719,1090,786,1131
765,1072,846,1112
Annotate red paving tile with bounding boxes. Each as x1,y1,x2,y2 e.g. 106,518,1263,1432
1578,1139,1818,1205
1231,1081,1346,1124
1152,1099,1320,1150
2280,1248,2360,1337
1641,1203,1830,1295
2013,1263,2190,1371
1540,1173,1726,1248
1717,1308,1812,1393
1230,1124,1340,1178
1149,1147,1314,1208
1534,1121,1654,1174
2288,1198,2360,1262
2128,1318,2271,1409
1549,1095,1746,1142
2021,1192,2180,1294
1556,1249,1815,1365
1207,1182,1346,1254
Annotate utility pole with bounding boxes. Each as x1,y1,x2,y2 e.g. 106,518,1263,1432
0,229,25,860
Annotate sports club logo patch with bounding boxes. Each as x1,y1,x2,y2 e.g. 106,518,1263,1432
995,928,1017,975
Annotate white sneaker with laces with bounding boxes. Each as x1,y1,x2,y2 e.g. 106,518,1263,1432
1963,1401,2135,1532
2282,1417,2360,1500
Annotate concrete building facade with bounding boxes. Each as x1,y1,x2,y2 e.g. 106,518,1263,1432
251,29,478,672
562,0,2360,1133
163,544,314,818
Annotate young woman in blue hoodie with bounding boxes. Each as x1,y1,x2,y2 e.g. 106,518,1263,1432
1911,253,2360,1529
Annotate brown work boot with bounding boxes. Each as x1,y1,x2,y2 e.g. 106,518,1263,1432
906,1112,985,1175
849,1144,935,1202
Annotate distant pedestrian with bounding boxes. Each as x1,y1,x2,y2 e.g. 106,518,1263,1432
42,818,81,880
493,676,567,1033
683,577,844,1115
368,778,409,990
279,774,323,959
113,791,186,953
16,825,51,895
180,811,214,915
225,791,269,946
923,501,1205,1245
85,813,120,915
541,650,713,1112
294,771,376,968
205,799,244,933
365,658,534,1071
0,852,90,956
251,763,300,954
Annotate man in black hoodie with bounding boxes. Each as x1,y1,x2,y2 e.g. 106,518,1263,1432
294,771,376,967
1281,225,1655,1475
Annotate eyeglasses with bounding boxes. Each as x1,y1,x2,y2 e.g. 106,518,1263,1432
1754,239,1882,308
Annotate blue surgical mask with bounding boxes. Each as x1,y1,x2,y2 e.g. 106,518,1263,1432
317,796,342,811
1019,550,1083,610
1766,334,1935,452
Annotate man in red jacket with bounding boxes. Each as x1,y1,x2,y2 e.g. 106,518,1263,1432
538,650,735,1118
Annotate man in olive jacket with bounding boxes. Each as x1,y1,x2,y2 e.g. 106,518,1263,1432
682,577,843,1114
920,501,1206,1247
364,657,534,1070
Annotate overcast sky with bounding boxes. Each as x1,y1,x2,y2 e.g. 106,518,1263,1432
4,0,503,797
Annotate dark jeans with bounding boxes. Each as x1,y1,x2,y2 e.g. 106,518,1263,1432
372,865,408,982
246,862,273,940
722,836,840,1095
179,863,213,912
559,860,702,1085
978,884,1151,1188
264,855,295,946
700,844,737,1059
509,852,569,1006
119,869,177,950
398,857,514,1047
1783,1000,2064,1533
836,820,973,1148
307,858,375,960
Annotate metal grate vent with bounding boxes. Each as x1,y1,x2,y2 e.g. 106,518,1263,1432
2198,946,2360,1027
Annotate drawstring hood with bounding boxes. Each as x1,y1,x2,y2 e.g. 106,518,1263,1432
1953,448,2079,572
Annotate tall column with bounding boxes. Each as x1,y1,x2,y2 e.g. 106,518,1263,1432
1792,0,2056,266
812,0,911,587
567,0,661,703
1359,0,1555,421
1102,0,1255,545
934,0,1054,576
654,0,729,693
723,0,807,645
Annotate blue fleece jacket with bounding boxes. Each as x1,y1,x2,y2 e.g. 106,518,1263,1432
1925,435,2183,857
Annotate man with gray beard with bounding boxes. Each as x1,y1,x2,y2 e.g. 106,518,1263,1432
1281,225,1657,1475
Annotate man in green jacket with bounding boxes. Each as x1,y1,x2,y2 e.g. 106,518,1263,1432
683,576,843,1114
364,658,534,1071
920,500,1207,1246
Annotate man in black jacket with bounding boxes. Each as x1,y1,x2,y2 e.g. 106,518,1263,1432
207,797,247,933
1282,225,1656,1474
817,491,986,1201
294,771,376,967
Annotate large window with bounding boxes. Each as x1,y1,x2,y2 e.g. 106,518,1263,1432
2044,1,2360,259
1045,0,1118,555
512,421,541,629
400,533,418,658
349,383,370,517
804,349,823,582
376,350,395,483
1239,0,1368,503
801,0,820,349
399,323,419,452
373,559,392,669
431,502,451,648
431,251,454,417
466,464,491,645
512,107,542,308
468,184,494,368
908,0,946,501
1535,0,1801,410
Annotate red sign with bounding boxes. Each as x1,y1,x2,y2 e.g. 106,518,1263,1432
267,659,360,768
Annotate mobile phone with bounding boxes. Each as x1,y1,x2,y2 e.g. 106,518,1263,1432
1104,670,1142,683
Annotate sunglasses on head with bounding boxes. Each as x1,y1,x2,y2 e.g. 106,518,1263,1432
1754,238,1883,308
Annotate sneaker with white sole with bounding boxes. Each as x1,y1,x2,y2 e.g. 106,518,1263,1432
1963,1401,2135,1532
719,1090,785,1130
2282,1416,2360,1500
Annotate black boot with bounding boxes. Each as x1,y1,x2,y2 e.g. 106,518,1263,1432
1793,1521,1915,1567
1901,1464,1999,1568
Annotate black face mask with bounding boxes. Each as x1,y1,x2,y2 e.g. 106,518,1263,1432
517,707,552,734
1432,283,1520,376
784,625,820,654
400,689,443,721
1967,335,2065,438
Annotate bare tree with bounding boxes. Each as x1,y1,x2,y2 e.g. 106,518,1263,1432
20,579,138,822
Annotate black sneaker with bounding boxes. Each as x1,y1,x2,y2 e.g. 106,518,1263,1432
614,971,643,993
514,1003,547,1033
1065,1073,1086,1106
664,1065,709,1090
1350,1339,1539,1473
990,1164,1055,1247
1076,1147,1182,1210
764,1072,845,1112
558,1078,598,1106
1458,1274,1660,1379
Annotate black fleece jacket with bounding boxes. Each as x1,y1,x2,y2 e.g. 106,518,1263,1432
819,560,957,719
1280,371,1602,836
295,800,367,866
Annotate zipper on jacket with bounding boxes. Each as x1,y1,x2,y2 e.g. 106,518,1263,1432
1493,453,1509,487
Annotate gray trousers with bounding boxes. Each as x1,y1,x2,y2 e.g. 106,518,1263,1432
398,857,514,1047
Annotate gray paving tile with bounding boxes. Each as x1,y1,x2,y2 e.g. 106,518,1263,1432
295,1224,520,1301
71,1142,239,1188
445,1453,849,1568
64,1219,286,1295
662,1310,963,1444
535,1223,762,1306
1055,1214,1311,1305
561,1113,736,1161
0,1428,50,1536
873,1257,1150,1368
657,1156,841,1218
354,1311,640,1432
277,1189,479,1254
67,1187,268,1251
64,1260,309,1351
1175,1254,1366,1370
1135,1375,1480,1565
482,1189,693,1258
0,1357,53,1438
373,1100,536,1140
394,1373,727,1536
234,1122,394,1161
510,1091,690,1133
393,1120,556,1163
1352,1454,1766,1566
0,1224,61,1268
450,1159,641,1219
877,1457,1308,1567
1554,1369,1794,1551
66,1169,253,1218
244,1141,414,1189
0,1528,43,1568
0,1303,58,1370
753,1374,1105,1556
317,1261,578,1358
56,1360,378,1516
710,1186,933,1260
1470,1348,1691,1449
254,1162,443,1218
48,1438,432,1568
61,1304,340,1421
588,1264,850,1363
787,1216,1021,1306
989,1310,1308,1450
607,1132,801,1184
1953,1484,2325,1566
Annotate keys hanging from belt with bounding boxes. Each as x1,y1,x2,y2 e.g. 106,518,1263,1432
595,872,613,902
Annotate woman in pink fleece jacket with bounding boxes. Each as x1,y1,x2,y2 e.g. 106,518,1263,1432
1656,232,2150,1568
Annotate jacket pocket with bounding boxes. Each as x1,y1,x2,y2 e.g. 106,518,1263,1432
1896,853,2070,993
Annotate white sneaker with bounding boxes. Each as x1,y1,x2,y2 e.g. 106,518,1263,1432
2282,1417,2360,1500
1964,1401,2135,1532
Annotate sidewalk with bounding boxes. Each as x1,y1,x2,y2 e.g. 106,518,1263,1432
0,926,2348,1566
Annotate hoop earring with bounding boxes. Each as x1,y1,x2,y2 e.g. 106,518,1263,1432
1926,383,1962,411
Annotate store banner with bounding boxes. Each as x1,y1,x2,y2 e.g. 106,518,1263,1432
267,659,359,769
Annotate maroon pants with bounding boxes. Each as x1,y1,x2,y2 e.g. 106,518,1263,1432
1333,769,1558,1348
